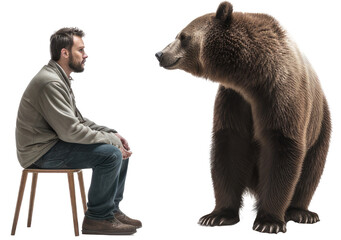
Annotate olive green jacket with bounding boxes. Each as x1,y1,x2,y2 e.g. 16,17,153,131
16,60,122,168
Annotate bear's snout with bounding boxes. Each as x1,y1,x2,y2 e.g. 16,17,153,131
155,50,181,69
155,51,163,63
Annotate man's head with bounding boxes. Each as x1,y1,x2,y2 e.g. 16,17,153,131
50,27,88,74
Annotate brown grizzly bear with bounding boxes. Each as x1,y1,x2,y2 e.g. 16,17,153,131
155,1,331,234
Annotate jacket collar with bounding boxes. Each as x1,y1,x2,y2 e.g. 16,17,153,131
48,60,73,88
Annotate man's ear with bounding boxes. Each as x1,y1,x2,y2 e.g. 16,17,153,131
216,1,233,24
61,48,70,59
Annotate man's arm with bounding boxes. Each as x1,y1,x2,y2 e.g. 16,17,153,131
83,119,132,159
38,82,122,148
82,118,117,133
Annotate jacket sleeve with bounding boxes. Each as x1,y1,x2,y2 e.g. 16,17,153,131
38,82,122,148
82,118,117,133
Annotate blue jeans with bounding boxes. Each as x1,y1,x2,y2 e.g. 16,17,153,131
32,140,129,220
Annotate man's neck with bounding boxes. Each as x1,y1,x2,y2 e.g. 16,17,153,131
56,60,72,78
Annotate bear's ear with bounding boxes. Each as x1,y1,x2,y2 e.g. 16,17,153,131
215,1,233,23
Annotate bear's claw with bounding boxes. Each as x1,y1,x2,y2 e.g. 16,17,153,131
285,208,320,224
253,213,286,234
253,222,286,234
198,209,239,226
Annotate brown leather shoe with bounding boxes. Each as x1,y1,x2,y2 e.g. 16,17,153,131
114,211,142,228
82,216,136,235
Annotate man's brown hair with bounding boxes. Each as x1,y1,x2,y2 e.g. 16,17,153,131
50,27,85,61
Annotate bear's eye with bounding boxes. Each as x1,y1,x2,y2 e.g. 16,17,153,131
180,33,187,41
179,33,191,48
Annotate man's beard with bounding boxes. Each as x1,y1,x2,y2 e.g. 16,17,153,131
68,52,84,73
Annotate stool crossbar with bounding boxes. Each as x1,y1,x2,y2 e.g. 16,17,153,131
11,169,87,236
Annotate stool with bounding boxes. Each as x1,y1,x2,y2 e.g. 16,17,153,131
11,169,87,236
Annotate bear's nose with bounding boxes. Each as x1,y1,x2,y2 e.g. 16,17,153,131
155,51,163,62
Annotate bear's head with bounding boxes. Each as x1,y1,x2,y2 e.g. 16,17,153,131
156,1,234,78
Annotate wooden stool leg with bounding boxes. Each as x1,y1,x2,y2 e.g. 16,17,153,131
67,172,79,236
77,171,87,214
11,170,28,235
27,172,38,227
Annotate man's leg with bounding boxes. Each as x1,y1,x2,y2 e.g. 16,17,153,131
35,140,136,235
113,158,129,213
113,158,142,228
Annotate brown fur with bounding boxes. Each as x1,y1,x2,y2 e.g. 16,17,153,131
156,1,331,234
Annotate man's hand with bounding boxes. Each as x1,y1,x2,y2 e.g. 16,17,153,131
115,133,130,150
119,146,132,160
115,133,132,160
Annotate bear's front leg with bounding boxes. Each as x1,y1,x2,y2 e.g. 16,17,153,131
199,129,254,226
254,130,305,234
199,87,256,227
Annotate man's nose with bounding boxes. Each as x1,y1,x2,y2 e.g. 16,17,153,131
155,51,163,62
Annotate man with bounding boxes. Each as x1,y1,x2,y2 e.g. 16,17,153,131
15,27,141,235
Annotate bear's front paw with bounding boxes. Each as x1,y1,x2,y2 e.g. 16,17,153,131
198,209,239,226
285,208,320,224
253,214,286,234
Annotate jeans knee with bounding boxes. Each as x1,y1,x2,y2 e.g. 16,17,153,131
111,146,123,164
99,144,122,167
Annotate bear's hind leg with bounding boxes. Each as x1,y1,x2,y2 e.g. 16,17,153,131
285,100,331,224
199,86,255,227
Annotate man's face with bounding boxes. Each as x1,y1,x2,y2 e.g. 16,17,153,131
68,36,88,73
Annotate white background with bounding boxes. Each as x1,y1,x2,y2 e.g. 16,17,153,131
0,0,340,239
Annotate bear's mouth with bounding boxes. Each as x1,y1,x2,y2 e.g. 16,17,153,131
163,58,181,69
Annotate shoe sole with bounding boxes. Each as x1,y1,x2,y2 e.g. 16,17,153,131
82,229,137,235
